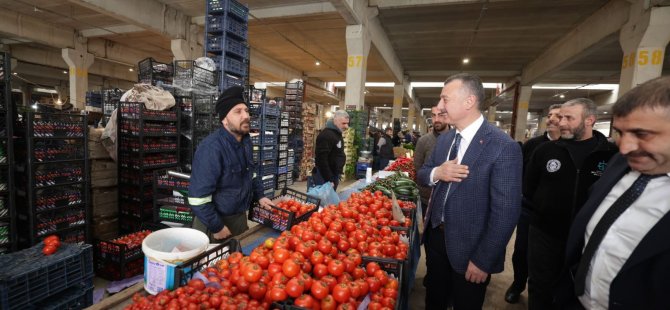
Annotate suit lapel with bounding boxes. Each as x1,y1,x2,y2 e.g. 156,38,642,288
449,122,491,193
618,200,670,273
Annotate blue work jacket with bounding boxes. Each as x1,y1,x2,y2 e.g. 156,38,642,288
188,127,263,232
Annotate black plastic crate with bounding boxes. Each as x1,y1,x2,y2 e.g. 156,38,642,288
262,118,279,131
261,149,277,161
248,188,319,231
275,181,286,190
118,102,178,121
225,37,247,59
173,60,217,91
174,239,241,287
259,162,276,176
0,243,93,310
261,174,275,189
214,55,246,77
220,73,243,91
278,166,288,174
207,0,248,22
261,133,277,145
278,150,288,159
138,58,173,86
262,103,281,117
225,17,247,40
279,135,288,143
32,279,93,310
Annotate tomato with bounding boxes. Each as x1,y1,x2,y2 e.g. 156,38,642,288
366,262,381,277
321,275,337,291
320,295,336,310
269,284,288,302
294,294,315,309
336,239,350,252
298,272,313,290
243,263,263,283
229,252,243,264
187,279,205,291
282,259,301,278
267,263,282,278
327,260,345,277
42,245,57,256
310,250,325,265
317,239,333,254
331,283,351,303
285,278,305,298
348,281,361,299
366,277,381,293
383,287,398,299
310,280,329,300
381,296,396,308
313,263,329,278
209,296,221,308
264,238,275,249
295,242,314,258
248,282,267,300
374,269,389,286
273,248,290,264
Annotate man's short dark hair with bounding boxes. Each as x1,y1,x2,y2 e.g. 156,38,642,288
549,103,563,111
444,73,485,110
612,76,670,117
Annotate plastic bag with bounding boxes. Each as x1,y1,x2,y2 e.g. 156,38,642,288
307,182,340,207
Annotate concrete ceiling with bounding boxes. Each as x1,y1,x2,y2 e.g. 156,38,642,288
0,0,669,113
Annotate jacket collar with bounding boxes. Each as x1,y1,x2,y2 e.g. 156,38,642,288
555,129,613,151
218,127,248,147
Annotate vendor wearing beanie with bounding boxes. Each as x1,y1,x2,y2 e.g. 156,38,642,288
188,86,274,240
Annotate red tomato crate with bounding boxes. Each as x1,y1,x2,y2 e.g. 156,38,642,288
248,188,321,231
94,223,168,281
174,239,241,287
0,243,93,310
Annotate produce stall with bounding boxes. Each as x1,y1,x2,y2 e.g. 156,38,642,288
88,180,422,310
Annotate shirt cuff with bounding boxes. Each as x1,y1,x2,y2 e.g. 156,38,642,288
430,168,438,186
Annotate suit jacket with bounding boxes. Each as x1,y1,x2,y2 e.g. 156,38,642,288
559,154,670,309
417,120,522,274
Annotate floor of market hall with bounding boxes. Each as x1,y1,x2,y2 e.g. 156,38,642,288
93,178,527,309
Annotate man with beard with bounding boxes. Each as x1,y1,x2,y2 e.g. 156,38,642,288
505,104,562,303
556,76,670,309
188,86,274,240
414,105,450,216
312,110,349,190
524,98,617,309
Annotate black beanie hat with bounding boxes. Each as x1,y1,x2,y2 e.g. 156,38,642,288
216,86,247,121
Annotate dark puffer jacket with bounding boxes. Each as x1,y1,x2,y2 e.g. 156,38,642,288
524,130,618,240
314,127,346,182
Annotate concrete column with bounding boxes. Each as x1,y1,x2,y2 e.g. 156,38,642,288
392,83,403,121
344,24,371,110
487,105,497,123
618,4,670,96
513,86,532,141
339,100,345,110
171,25,204,60
407,104,416,131
20,84,32,107
62,47,94,110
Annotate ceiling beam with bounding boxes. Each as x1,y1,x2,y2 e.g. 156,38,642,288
369,0,514,9
80,25,145,37
249,49,303,82
0,9,76,48
520,0,631,85
68,0,190,40
331,0,405,83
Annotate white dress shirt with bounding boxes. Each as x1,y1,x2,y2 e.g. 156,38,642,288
579,171,670,309
430,114,484,184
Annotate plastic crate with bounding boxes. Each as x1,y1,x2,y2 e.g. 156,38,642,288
276,181,287,190
0,243,93,310
249,103,261,115
280,118,289,127
262,103,281,117
277,166,288,174
279,127,289,135
259,162,276,176
225,37,247,59
223,57,246,77
277,173,288,183
154,170,190,190
260,174,275,189
226,18,247,40
248,188,320,231
278,157,287,167
250,118,261,130
278,150,288,159
285,81,304,89
138,58,173,86
220,74,243,91
262,118,279,131
95,223,168,281
207,0,248,22
279,135,288,143
263,188,274,198
118,102,178,121
261,133,277,145
278,143,288,152
158,205,193,224
261,149,277,161
173,60,217,92
174,239,242,287
33,279,93,310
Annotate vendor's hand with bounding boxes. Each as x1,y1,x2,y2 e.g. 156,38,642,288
434,159,469,183
465,261,488,284
213,226,232,240
259,197,274,208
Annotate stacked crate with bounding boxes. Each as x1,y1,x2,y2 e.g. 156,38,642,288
88,128,118,241
101,88,124,127
85,91,102,113
153,169,192,227
14,112,90,246
0,52,14,253
276,98,290,190
299,102,317,181
117,102,179,233
249,88,279,198
173,60,218,172
284,81,304,181
138,58,173,88
205,0,249,91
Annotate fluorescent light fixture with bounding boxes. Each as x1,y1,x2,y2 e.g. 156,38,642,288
331,82,395,87
34,88,58,94
532,84,619,90
411,82,500,89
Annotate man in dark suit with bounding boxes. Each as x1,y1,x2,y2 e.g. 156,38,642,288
558,76,670,309
418,73,522,309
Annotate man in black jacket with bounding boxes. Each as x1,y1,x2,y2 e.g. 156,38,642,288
524,98,618,310
505,103,563,304
312,110,349,190
377,127,395,170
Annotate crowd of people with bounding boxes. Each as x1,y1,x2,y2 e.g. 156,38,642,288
184,72,670,309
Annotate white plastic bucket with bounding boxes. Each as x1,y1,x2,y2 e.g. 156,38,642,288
142,228,209,294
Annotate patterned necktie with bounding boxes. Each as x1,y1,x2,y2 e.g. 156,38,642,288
574,173,664,295
430,133,462,228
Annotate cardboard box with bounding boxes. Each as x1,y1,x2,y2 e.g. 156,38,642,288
92,215,118,241
89,141,111,159
92,187,118,218
91,159,117,188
